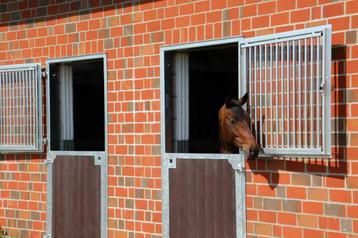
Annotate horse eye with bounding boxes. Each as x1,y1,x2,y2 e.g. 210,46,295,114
230,119,236,124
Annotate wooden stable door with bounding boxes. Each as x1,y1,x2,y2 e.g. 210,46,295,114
169,159,236,238
52,156,101,238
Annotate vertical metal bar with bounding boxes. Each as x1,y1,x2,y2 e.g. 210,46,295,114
259,45,263,146
8,71,12,146
15,71,19,146
240,45,247,97
0,72,2,146
316,36,320,149
247,47,253,131
270,44,273,148
247,47,255,131
254,46,257,140
286,41,290,147
321,30,331,153
298,39,302,147
20,71,23,146
275,42,279,147
281,42,284,148
5,71,8,146
18,71,21,146
30,69,34,145
11,71,15,146
34,67,38,147
25,70,29,146
292,40,296,147
304,39,308,147
310,37,314,147
264,44,268,148
249,47,252,130
7,71,11,145
323,26,331,154
2,71,4,146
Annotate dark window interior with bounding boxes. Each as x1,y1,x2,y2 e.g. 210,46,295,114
165,44,238,153
50,59,105,151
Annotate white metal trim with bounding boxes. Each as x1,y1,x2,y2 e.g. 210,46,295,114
0,63,43,153
45,53,108,238
160,37,246,238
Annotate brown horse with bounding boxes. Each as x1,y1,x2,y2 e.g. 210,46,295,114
219,93,260,159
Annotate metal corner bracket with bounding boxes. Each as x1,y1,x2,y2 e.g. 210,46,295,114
45,151,56,165
94,154,103,165
228,153,246,172
165,154,176,169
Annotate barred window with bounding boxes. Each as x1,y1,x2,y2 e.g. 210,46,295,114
239,25,331,156
0,64,42,152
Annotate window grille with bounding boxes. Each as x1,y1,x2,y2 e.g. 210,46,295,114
239,26,331,156
0,64,42,152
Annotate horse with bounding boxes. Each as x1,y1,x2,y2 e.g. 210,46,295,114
218,93,260,159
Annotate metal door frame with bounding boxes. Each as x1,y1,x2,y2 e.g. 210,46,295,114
44,54,108,238
160,37,247,238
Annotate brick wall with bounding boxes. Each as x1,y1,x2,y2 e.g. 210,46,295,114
0,0,357,237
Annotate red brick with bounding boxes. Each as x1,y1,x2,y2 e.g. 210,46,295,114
303,229,324,238
277,0,296,11
241,4,257,18
330,189,351,203
195,1,210,13
323,3,344,18
255,223,273,236
252,15,269,28
346,0,358,14
291,9,310,23
287,186,306,199
311,6,321,19
325,176,345,188
328,17,350,31
303,201,323,214
297,0,317,8
307,187,328,201
298,214,319,228
353,15,358,28
278,212,297,225
206,11,221,23
257,184,276,197
283,226,302,238
211,0,226,10
347,205,358,219
258,1,276,15
258,210,277,223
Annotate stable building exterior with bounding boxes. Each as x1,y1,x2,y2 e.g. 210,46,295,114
0,0,357,238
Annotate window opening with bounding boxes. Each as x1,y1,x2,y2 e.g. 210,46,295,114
49,59,105,151
165,44,238,153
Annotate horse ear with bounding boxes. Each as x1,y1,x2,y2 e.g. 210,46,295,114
225,96,239,108
238,93,248,106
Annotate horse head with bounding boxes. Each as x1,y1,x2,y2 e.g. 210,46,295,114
219,93,260,159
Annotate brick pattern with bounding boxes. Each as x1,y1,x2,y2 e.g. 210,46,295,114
0,0,357,238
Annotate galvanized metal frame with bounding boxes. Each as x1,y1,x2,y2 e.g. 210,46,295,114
239,25,332,157
160,36,247,238
44,54,108,238
0,63,43,153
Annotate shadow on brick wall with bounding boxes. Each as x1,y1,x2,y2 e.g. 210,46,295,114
247,45,348,188
0,0,160,27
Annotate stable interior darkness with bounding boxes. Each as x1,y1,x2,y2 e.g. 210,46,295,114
166,44,238,153
50,59,105,151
